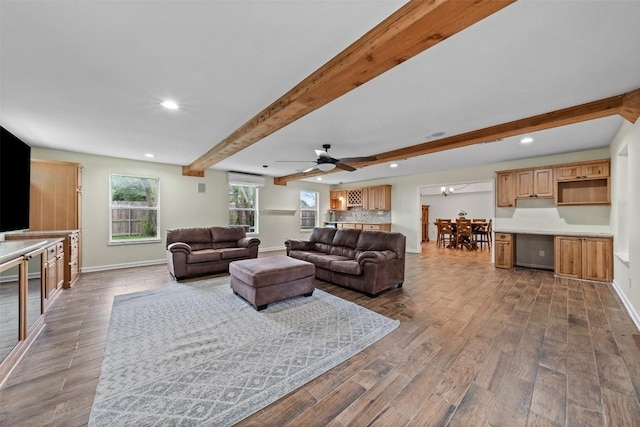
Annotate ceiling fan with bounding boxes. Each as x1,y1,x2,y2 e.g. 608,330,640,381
278,144,377,173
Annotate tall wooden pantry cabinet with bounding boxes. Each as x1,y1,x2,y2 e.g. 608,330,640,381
7,159,82,288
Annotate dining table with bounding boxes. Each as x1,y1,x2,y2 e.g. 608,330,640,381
436,220,488,249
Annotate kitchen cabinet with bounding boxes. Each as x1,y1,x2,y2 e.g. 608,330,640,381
515,168,554,199
6,230,80,288
496,172,516,207
555,160,609,181
497,158,610,207
363,185,392,210
0,239,61,385
337,223,391,231
329,190,347,211
362,224,391,231
554,236,613,282
494,233,514,269
555,159,610,206
346,189,363,207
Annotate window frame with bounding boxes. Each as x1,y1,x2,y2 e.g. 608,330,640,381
228,184,259,235
108,174,161,245
300,190,319,231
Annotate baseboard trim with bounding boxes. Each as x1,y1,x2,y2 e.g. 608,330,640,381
612,279,640,332
259,246,286,253
81,259,166,273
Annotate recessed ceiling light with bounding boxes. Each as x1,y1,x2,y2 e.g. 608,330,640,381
144,153,154,158
521,137,534,144
160,100,179,110
431,131,446,138
316,177,322,181
390,163,398,168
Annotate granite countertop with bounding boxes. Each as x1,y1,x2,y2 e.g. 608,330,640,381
494,228,613,238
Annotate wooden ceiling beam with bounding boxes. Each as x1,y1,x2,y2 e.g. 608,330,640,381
273,88,638,185
182,0,516,176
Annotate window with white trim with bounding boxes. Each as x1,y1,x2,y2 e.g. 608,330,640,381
300,191,318,231
109,174,160,242
229,184,258,233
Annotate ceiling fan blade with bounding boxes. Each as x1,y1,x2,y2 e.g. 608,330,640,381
316,149,331,159
337,156,377,163
335,162,357,172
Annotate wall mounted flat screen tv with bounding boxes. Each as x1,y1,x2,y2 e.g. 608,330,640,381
0,126,31,233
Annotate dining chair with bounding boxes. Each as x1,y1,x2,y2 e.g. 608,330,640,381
436,219,454,248
475,219,492,249
455,218,477,250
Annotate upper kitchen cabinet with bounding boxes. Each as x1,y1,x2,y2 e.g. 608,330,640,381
515,168,554,199
363,185,391,210
496,172,516,207
555,160,609,181
329,190,347,211
497,158,610,207
555,159,610,206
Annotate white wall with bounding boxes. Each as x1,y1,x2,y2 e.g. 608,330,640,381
27,148,328,272
609,119,640,326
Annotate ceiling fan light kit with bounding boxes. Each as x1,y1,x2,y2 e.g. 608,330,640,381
317,162,336,172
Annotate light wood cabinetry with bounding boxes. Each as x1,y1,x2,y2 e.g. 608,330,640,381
515,168,554,199
363,185,392,210
6,230,80,288
496,172,516,207
497,159,610,207
332,185,392,211
346,189,363,208
337,223,391,231
0,239,61,385
329,190,347,211
30,159,82,231
362,223,391,231
555,160,609,181
555,159,610,206
554,235,613,282
17,158,83,285
494,233,514,269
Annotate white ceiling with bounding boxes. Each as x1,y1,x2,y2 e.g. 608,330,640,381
1,0,639,185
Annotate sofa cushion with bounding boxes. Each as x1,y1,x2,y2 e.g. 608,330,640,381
187,249,222,264
330,259,362,275
288,250,319,261
356,230,405,259
309,227,337,253
307,254,351,270
328,229,360,258
211,226,246,242
166,227,212,249
218,247,251,260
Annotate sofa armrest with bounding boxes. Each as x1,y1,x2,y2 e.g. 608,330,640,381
168,242,192,254
284,239,313,256
238,237,260,248
356,250,397,265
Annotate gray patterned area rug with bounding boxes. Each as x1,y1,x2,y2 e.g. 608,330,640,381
89,277,399,426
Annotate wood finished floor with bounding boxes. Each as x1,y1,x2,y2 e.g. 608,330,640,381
2,243,640,426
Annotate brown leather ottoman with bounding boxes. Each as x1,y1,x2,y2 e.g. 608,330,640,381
229,255,315,311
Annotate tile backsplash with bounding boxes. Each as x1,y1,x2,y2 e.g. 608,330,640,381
326,207,391,224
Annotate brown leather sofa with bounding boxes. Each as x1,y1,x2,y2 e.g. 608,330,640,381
285,227,406,296
166,226,260,280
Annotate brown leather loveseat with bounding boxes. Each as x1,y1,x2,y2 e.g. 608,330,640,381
166,226,260,280
285,227,406,296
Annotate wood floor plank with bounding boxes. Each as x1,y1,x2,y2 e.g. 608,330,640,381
2,244,640,426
